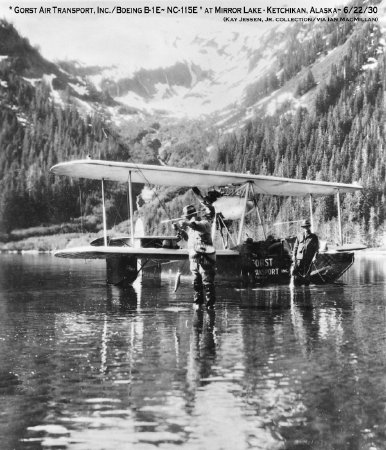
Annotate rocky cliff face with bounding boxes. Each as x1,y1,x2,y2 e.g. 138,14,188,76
1,0,385,131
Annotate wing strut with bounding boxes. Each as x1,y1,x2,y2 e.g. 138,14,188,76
128,171,135,247
309,194,314,231
101,178,108,246
337,190,343,245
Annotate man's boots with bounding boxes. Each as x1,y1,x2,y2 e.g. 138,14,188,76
193,291,204,305
193,273,204,305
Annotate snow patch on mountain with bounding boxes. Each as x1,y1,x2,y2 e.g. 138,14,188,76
42,73,56,87
41,73,66,107
85,27,286,119
23,77,41,86
74,98,94,114
69,82,88,96
116,91,152,113
363,57,378,70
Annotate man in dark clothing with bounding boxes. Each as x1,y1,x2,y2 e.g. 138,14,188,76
291,219,319,285
175,204,216,309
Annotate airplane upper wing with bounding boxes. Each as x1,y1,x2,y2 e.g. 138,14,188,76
54,246,240,260
51,159,363,196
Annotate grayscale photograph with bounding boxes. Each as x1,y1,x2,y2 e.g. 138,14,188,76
0,0,385,448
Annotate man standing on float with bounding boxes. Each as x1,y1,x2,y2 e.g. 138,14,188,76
175,204,216,309
292,219,319,285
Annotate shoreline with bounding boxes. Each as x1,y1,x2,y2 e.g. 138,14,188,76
0,234,383,256
0,232,99,254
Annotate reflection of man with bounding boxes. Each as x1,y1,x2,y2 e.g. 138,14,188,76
292,219,319,285
175,204,216,309
186,310,217,401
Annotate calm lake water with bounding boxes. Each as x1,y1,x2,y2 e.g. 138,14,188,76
1,253,386,450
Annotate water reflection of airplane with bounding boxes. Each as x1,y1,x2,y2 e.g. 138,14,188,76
232,284,362,446
238,286,292,311
290,285,348,356
50,159,364,287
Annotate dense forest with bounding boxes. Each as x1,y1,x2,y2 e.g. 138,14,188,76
0,15,385,247
0,21,212,239
215,23,386,245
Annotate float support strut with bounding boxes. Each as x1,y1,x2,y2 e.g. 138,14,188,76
237,182,251,245
250,182,266,240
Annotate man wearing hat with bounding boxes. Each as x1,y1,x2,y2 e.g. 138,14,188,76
292,219,319,285
174,203,216,309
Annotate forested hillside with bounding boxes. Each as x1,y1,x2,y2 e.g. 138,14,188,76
0,13,385,247
213,21,386,245
0,21,213,238
0,73,124,233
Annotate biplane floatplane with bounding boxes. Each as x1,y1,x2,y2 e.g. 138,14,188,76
50,159,365,286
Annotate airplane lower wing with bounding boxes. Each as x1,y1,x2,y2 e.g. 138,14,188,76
54,246,240,260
